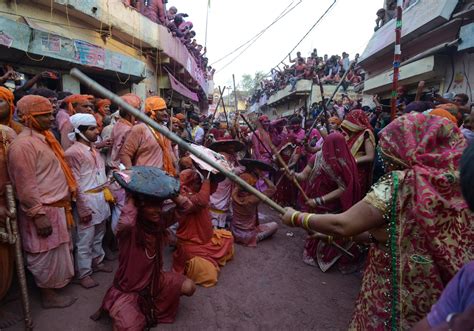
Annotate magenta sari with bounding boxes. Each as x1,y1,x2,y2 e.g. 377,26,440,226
303,133,362,272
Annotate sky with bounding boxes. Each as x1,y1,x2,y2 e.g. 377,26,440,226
168,0,382,89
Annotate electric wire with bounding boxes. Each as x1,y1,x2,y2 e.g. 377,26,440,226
210,0,302,66
267,0,337,77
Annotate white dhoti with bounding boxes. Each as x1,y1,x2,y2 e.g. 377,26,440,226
26,242,74,289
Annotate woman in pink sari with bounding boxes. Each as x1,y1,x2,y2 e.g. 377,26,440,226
282,113,473,329
341,109,375,195
294,133,361,271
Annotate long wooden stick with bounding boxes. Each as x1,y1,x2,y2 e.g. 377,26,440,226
220,86,231,130
239,113,273,158
70,68,353,258
70,68,285,214
7,184,33,330
232,74,241,139
255,120,310,202
316,76,331,134
203,85,226,141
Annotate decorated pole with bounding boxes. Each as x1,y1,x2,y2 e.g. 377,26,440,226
390,0,403,120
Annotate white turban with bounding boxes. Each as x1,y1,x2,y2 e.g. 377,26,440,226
68,113,97,142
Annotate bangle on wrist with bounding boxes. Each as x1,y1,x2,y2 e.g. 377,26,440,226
295,213,305,227
303,213,312,230
290,212,299,227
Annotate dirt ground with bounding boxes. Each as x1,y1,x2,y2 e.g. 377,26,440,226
5,205,361,331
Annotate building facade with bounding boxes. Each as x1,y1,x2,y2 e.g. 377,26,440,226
360,0,474,104
0,0,210,110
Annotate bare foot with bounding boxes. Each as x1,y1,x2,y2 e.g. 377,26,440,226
79,276,99,289
93,262,113,273
0,309,23,329
90,308,103,321
40,289,77,309
104,249,118,261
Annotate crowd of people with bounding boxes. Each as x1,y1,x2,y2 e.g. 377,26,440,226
0,61,473,330
121,0,215,80
247,49,364,107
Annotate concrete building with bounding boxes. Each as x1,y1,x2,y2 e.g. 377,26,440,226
0,0,210,110
360,0,474,104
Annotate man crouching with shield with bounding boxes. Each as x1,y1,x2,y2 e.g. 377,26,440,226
91,166,195,330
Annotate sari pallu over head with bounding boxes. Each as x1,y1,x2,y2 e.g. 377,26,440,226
308,132,361,212
341,109,375,157
378,113,473,329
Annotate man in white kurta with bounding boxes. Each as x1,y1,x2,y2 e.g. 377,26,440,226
65,114,111,289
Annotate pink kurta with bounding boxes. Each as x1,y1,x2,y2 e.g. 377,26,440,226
8,128,71,253
251,131,272,164
8,128,74,288
231,184,276,247
119,123,164,168
109,119,133,169
56,109,73,150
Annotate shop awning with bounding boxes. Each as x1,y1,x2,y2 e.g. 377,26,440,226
168,72,199,102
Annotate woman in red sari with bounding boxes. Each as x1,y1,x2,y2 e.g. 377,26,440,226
173,169,234,288
341,109,375,195
282,113,473,330
294,133,361,271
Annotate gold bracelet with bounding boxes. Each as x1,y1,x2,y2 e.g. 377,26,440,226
303,213,312,230
290,212,299,227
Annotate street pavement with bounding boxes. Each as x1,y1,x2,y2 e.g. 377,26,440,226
5,205,361,330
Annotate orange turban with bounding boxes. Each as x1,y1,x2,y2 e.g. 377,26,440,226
145,96,167,118
430,108,458,125
95,98,111,116
179,156,193,170
17,95,53,122
175,113,186,121
239,172,257,186
0,86,15,126
121,93,141,109
329,116,342,125
16,95,77,222
63,94,94,115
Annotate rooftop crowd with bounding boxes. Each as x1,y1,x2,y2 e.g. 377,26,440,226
248,49,364,106
0,58,473,331
121,0,215,80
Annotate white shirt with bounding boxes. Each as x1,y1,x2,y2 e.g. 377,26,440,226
65,141,111,228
